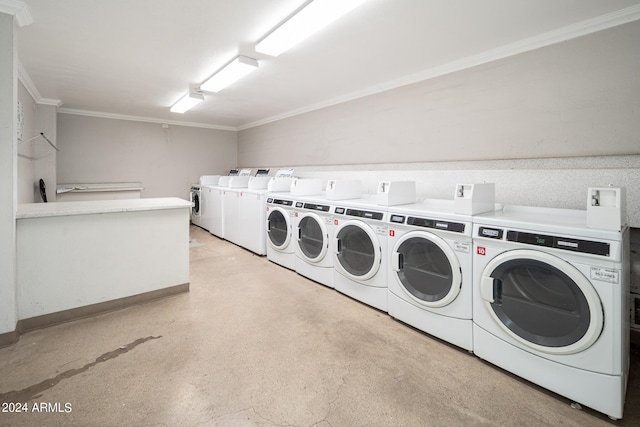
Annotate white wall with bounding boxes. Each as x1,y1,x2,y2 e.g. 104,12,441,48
35,103,57,202
17,81,35,203
16,81,57,204
1,12,18,338
238,21,640,166
56,114,238,199
237,21,640,227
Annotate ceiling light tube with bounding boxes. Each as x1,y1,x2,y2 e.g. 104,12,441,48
255,0,368,57
170,92,204,113
200,56,259,93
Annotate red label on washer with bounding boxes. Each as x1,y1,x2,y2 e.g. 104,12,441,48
477,246,486,256
295,212,298,217
334,219,338,225
389,230,395,237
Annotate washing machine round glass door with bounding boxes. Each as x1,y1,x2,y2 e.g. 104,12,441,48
297,212,328,262
335,220,381,281
267,208,291,250
479,249,603,355
392,231,462,308
191,190,201,217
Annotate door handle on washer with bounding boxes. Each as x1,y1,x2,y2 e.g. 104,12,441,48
336,238,341,254
392,252,402,272
480,276,496,303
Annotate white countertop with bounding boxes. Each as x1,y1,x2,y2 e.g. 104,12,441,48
17,197,192,219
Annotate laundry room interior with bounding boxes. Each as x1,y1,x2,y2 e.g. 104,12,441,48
2,1,640,425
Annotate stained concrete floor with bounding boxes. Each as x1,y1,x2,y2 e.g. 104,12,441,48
1,224,639,426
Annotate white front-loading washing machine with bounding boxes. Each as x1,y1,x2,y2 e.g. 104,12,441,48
264,176,318,270
294,194,335,288
387,199,474,351
293,179,362,289
266,194,297,270
190,183,202,227
332,197,389,312
472,205,629,420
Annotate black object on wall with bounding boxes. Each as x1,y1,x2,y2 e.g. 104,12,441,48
39,179,47,203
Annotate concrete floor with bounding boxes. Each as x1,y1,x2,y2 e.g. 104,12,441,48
1,224,639,426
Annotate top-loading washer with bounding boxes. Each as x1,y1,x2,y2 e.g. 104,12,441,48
332,196,389,311
209,169,239,238
222,169,253,246
234,170,271,255
198,175,221,232
472,188,629,420
387,183,495,351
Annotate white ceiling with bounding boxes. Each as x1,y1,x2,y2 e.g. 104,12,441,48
14,0,640,130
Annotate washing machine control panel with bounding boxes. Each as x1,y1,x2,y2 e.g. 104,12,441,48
476,226,610,256
407,216,465,233
478,226,504,239
267,198,293,206
507,230,610,256
301,203,330,212
334,207,384,221
389,214,405,223
389,214,465,233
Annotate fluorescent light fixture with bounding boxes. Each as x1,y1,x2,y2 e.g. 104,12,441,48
170,92,204,113
200,56,259,93
255,0,368,57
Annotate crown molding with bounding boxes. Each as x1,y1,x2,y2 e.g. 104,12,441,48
0,0,32,27
57,108,238,132
238,4,640,130
11,2,639,133
17,61,63,107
